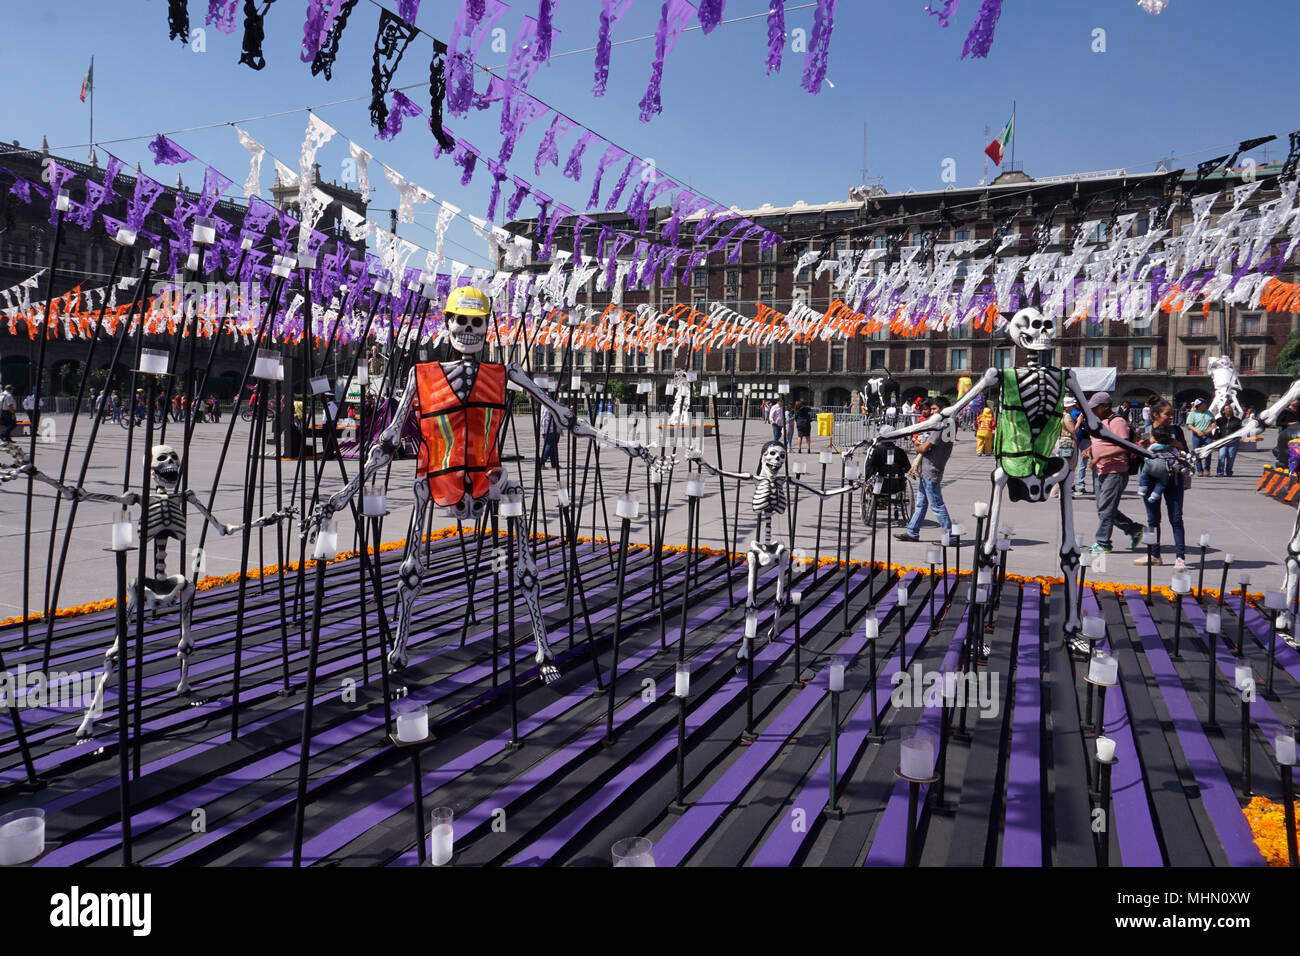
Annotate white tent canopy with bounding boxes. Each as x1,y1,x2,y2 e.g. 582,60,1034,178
1066,366,1117,393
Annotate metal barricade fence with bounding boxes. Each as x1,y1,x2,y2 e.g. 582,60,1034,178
831,413,874,450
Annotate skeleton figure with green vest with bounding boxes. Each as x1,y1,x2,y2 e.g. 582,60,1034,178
874,307,1151,651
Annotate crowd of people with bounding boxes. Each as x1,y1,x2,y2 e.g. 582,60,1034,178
79,389,225,426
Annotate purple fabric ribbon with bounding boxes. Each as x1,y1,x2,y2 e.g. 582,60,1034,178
149,134,196,165
663,188,697,246
563,130,598,180
604,156,638,211
399,0,420,25
505,178,531,221
960,0,1003,59
588,143,628,209
485,159,508,221
698,0,725,33
593,0,634,96
454,140,479,186
693,203,730,243
197,165,235,217
126,169,166,232
541,201,572,261
573,214,595,265
446,0,507,117
800,0,838,94
605,232,635,287
639,0,696,123
206,0,238,32
535,0,556,62
301,0,330,61
497,92,548,165
534,114,576,175
765,0,784,74
379,90,423,140
42,159,75,224
925,0,960,27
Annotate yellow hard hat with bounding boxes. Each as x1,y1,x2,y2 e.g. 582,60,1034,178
445,286,490,317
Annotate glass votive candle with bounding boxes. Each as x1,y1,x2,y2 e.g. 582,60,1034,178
925,548,941,565
271,254,296,278
872,480,883,495
1199,533,1210,548
1206,610,1221,635
1089,649,1119,686
864,614,879,640
355,365,369,386
612,836,655,867
1075,534,1086,550
940,532,951,548
744,613,758,639
977,568,993,587
615,497,640,520
900,727,937,779
1239,573,1252,588
828,657,845,693
844,464,860,480
1235,663,1254,692
499,494,524,518
675,662,690,698
310,375,331,396
819,451,833,465
1081,615,1107,642
191,216,217,246
1096,736,1117,763
313,519,338,560
1225,553,1235,566
138,348,170,375
112,226,138,247
897,584,910,607
555,487,571,508
950,523,965,537
111,508,134,551
253,349,280,380
973,500,989,517
791,590,803,607
362,484,387,517
394,698,428,742
55,188,71,212
430,807,454,865
1275,732,1297,766
0,808,45,866
792,461,807,475
999,524,1014,537
1171,572,1191,595
1141,528,1157,546
1265,590,1288,611
685,479,704,498
1078,549,1089,566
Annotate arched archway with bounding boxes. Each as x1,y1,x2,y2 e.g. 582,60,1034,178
1240,389,1268,416
901,386,930,404
792,385,813,405
1174,387,1212,406
823,386,851,408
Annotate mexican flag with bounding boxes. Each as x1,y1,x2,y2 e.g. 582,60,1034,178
80,58,93,103
984,114,1013,165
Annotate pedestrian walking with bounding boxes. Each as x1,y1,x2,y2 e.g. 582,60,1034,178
897,397,953,542
539,402,561,470
793,399,813,453
768,399,786,445
1183,398,1214,476
1086,392,1145,555
1211,403,1244,477
974,405,995,455
0,386,17,441
1134,399,1189,572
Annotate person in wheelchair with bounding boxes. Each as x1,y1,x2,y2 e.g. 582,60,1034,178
861,437,915,525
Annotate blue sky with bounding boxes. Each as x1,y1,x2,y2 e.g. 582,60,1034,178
2,0,1296,269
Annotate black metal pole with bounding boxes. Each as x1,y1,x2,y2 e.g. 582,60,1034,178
114,546,132,865
291,552,329,866
603,513,634,745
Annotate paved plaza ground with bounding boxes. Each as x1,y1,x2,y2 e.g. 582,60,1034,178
0,410,1285,612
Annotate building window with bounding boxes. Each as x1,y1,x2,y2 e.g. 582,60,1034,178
1241,313,1262,335
873,234,887,249
792,287,810,307
759,349,772,373
950,349,968,371
954,230,971,242
726,269,740,287
724,351,736,373
1240,348,1258,371
950,324,970,340
1187,315,1207,335
830,347,844,373
692,350,704,372
693,296,707,311
1085,347,1104,368
909,349,925,371
692,269,706,287
760,267,774,285
870,325,889,342
1132,347,1152,369
1084,318,1105,337
794,348,808,372
637,350,647,368
870,349,886,370
994,348,1012,369
1188,349,1204,372
759,244,775,263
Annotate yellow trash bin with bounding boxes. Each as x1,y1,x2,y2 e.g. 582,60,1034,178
817,412,833,437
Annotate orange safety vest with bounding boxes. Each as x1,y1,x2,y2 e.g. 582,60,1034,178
414,362,507,507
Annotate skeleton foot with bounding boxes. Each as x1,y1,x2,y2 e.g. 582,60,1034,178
387,643,409,672
175,637,194,695
76,657,115,740
534,648,561,685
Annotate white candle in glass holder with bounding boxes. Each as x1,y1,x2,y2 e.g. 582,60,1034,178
1096,736,1117,762
1081,615,1107,642
614,497,639,520
901,732,936,779
1075,534,1086,550
685,479,704,498
844,464,860,480
356,365,369,386
1000,524,1014,537
111,510,134,551
1239,573,1252,588
1199,533,1211,548
940,532,951,548
977,568,993,587
898,584,910,607
1171,572,1191,594
1275,733,1297,766
872,480,883,495
253,349,280,380
1265,590,1288,611
864,614,878,640
500,495,524,518
362,485,387,516
113,226,138,247
675,662,690,698
792,461,807,475
1206,610,1221,635
950,523,965,537
1235,664,1254,692
394,699,428,742
819,451,833,465
313,519,338,560
925,548,941,564
973,501,989,517
310,376,330,396
1141,528,1157,545
191,217,217,246
1225,553,1235,565
139,348,170,375
1089,650,1118,685
555,487,571,508
828,659,845,693
744,613,758,639
430,808,453,866
791,591,803,606
1078,548,1088,565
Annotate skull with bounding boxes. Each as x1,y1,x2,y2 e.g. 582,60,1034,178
1008,307,1055,352
150,444,181,492
758,441,787,476
446,310,487,355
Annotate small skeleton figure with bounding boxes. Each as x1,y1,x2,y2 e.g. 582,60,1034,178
667,369,692,428
689,441,860,661
314,286,658,683
862,370,896,419
4,446,292,738
1207,355,1246,419
871,308,1153,651
1199,380,1300,644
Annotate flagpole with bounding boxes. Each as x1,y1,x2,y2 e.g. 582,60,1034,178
89,55,94,160
1010,99,1016,170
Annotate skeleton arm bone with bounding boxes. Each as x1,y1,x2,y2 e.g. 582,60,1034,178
1261,379,1300,426
788,476,862,499
685,449,751,482
184,489,295,536
506,363,654,465
875,367,999,445
1066,372,1153,460
1195,419,1261,459
320,368,418,519
10,465,138,506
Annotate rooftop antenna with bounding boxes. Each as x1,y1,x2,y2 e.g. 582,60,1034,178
861,122,868,186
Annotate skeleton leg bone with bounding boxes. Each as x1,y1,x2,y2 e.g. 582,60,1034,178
738,544,762,662
389,482,432,671
172,575,196,695
77,582,146,739
1059,484,1086,653
506,481,560,685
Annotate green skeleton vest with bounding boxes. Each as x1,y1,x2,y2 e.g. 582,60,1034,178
994,369,1064,478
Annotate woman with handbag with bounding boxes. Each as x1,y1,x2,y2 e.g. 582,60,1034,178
1134,399,1191,572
